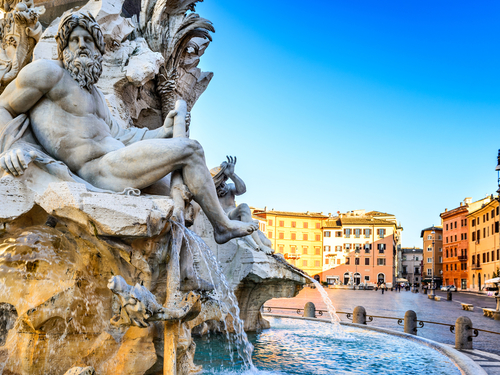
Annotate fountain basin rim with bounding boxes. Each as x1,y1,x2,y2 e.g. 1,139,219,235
262,313,486,375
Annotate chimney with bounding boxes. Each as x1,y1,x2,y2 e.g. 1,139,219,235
264,206,268,211
464,197,472,204
459,202,463,206
445,208,447,212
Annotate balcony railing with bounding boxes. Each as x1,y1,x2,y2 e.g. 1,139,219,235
284,253,301,260
458,255,467,261
471,264,481,270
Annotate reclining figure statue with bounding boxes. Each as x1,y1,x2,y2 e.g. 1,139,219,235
211,156,274,254
0,11,257,245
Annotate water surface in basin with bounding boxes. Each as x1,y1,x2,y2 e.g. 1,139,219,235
194,317,461,374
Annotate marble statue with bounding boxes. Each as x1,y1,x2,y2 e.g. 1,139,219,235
0,11,257,245
211,156,274,255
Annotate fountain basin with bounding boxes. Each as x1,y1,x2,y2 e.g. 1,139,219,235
194,316,485,374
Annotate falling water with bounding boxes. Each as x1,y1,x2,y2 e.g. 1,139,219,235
302,275,348,338
175,223,256,371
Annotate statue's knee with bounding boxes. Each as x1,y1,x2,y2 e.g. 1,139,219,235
187,139,204,157
238,203,250,211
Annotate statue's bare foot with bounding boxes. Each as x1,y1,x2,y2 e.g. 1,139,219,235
261,245,274,255
214,220,258,244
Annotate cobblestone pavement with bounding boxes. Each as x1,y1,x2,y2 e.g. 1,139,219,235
266,287,500,356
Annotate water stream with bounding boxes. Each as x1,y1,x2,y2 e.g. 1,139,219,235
177,224,256,371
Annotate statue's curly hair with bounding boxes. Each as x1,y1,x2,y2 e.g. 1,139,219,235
55,11,105,60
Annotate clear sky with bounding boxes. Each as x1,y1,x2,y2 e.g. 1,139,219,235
189,0,500,248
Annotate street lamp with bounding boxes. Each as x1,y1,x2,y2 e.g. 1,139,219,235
430,230,436,297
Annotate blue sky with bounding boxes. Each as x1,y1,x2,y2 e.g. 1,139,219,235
189,0,500,247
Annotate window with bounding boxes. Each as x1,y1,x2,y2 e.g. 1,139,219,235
355,243,362,251
377,258,386,265
439,256,442,263
478,217,480,224
446,264,448,271
364,243,372,252
279,221,284,227
302,247,308,254
472,232,476,241
315,234,321,241
461,233,463,240
454,235,457,242
316,223,321,229
344,243,352,250
268,232,272,238
291,233,296,240
377,243,386,252
455,221,457,228
279,232,284,239
472,254,475,265
278,245,284,253
291,221,296,228
303,222,308,229
427,269,432,276
355,258,360,265
415,257,419,261
427,247,432,252
427,258,432,263
446,224,448,230
446,249,449,257
268,220,273,226
324,246,331,252
492,209,495,218
427,235,432,240
344,228,351,238
464,233,467,240
487,252,490,262
325,259,329,265
303,234,308,240
335,246,342,252
354,229,361,238
364,276,370,281
324,231,331,237
337,259,341,265
345,258,350,265
315,260,320,267
335,231,342,237
446,237,448,244
378,229,386,238
291,247,296,254
487,213,489,221
302,260,307,267
364,229,371,238
438,235,442,240
315,247,321,255
365,258,370,265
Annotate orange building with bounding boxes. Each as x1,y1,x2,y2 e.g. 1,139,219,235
440,202,469,290
467,197,500,291
252,208,328,277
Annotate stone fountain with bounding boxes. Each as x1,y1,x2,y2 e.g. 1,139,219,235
0,1,306,374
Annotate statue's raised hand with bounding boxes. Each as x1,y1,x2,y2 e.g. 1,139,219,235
224,155,236,176
0,147,38,176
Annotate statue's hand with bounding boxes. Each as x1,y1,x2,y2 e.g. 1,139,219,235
162,110,191,137
224,155,236,176
0,148,37,176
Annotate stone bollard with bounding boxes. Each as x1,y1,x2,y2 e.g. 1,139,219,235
494,311,500,321
455,316,473,350
447,291,452,301
352,306,367,324
404,310,417,335
303,302,316,318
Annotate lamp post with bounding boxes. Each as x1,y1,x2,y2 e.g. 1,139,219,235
430,230,436,298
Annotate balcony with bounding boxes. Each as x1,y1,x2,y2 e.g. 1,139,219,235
471,264,481,270
326,253,337,257
284,253,301,260
458,255,467,261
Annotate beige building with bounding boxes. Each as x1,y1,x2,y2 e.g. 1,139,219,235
252,208,328,278
320,210,402,286
420,226,443,288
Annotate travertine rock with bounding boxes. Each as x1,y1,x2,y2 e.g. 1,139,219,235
35,182,173,237
126,40,164,87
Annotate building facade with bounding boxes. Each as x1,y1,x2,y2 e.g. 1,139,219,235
319,210,402,286
420,226,443,288
401,247,423,286
467,197,500,291
440,201,470,290
252,208,328,278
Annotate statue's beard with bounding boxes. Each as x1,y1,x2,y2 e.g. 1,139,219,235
62,47,103,91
